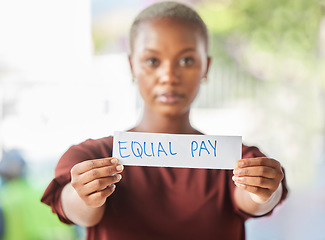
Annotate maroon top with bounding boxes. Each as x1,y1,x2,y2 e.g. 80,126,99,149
41,136,288,240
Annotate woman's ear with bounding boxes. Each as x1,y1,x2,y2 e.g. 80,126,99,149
205,56,211,78
128,54,134,75
128,55,136,82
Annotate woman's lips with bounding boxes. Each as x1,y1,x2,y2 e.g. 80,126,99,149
156,92,184,104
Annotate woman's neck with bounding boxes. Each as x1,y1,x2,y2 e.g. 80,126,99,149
130,108,201,135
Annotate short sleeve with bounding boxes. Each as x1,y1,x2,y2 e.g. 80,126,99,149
229,144,289,221
41,137,113,224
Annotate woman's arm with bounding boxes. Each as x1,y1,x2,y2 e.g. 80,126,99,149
61,158,124,226
232,157,284,216
234,182,283,216
61,182,108,226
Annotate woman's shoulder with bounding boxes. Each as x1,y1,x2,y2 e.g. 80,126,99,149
76,136,114,149
62,136,114,162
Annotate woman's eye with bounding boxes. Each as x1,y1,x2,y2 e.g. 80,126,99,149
179,57,194,67
145,58,160,67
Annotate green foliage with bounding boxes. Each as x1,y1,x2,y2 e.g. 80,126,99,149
198,0,323,59
196,0,325,189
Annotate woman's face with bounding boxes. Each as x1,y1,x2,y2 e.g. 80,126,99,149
129,17,210,117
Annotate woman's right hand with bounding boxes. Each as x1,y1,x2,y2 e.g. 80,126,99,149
70,158,124,208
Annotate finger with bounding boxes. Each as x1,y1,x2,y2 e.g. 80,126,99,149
71,158,118,175
82,174,122,195
234,182,273,200
233,166,276,179
237,157,281,169
85,184,116,208
232,175,275,190
79,164,124,184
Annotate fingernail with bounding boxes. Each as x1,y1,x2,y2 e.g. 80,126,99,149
111,158,117,164
110,184,116,190
116,174,122,180
116,165,124,171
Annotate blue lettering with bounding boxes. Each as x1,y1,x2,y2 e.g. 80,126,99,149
169,142,177,156
208,140,217,157
118,141,130,158
191,141,198,157
131,141,143,158
151,143,155,157
144,142,152,157
157,142,167,157
199,141,210,156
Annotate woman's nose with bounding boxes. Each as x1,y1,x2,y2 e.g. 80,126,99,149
158,62,180,84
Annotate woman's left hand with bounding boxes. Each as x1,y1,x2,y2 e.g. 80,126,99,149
232,157,284,203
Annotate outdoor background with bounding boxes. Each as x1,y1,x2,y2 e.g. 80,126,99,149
0,0,324,239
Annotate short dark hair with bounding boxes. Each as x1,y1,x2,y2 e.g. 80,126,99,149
129,1,208,52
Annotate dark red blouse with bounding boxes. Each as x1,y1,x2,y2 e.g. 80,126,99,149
41,136,288,240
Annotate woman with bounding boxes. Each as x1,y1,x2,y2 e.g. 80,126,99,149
42,2,288,240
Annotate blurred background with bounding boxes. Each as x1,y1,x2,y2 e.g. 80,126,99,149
0,0,324,239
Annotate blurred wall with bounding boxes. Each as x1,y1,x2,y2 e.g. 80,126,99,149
0,0,324,239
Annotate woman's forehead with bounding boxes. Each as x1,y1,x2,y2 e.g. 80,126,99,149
132,18,207,52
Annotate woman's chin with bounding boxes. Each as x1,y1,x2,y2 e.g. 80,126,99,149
154,104,190,118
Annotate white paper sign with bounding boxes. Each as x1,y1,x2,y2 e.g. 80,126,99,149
113,131,242,169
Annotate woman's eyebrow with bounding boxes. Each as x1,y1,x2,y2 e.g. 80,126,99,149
143,48,160,53
143,47,196,54
178,48,196,55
